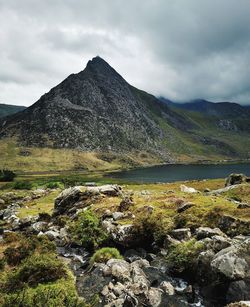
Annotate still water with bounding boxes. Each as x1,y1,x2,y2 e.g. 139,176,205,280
108,163,250,183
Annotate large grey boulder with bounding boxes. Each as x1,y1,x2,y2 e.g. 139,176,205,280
211,238,250,280
196,227,225,240
225,173,250,187
54,185,122,216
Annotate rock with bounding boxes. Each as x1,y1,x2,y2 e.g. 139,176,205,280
164,235,181,247
225,173,250,187
102,220,136,247
31,189,47,199
171,228,191,241
118,196,133,212
101,285,110,296
102,209,113,219
160,281,175,295
211,238,250,280
210,235,231,252
112,282,125,296
0,198,5,206
227,302,250,307
97,184,122,196
124,249,147,262
54,186,99,216
147,287,162,306
107,259,131,281
218,215,250,236
208,185,239,195
112,212,125,221
237,203,250,209
44,230,60,240
196,227,225,240
177,202,194,213
85,182,96,187
31,221,48,233
54,185,122,216
180,185,198,193
227,280,250,303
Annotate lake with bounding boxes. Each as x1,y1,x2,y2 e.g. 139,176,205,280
108,162,250,183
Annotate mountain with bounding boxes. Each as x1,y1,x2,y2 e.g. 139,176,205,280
0,104,26,118
159,98,250,132
0,57,250,170
0,57,192,160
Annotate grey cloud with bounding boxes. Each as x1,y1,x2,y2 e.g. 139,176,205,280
1,0,250,105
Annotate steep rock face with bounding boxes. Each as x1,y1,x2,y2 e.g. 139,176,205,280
0,57,188,159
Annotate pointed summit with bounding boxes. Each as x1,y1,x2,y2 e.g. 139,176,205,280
0,57,177,158
85,56,121,79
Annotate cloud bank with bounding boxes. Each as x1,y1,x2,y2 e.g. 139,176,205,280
1,0,250,106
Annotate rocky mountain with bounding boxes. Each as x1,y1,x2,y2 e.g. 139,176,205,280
1,57,250,165
0,57,192,161
0,103,26,118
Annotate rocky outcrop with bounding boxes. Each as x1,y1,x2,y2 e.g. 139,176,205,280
54,184,122,216
77,256,202,306
225,173,250,187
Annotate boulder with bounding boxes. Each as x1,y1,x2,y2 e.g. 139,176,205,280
218,215,250,236
118,196,133,212
147,287,163,306
227,302,250,307
177,202,195,213
54,185,122,216
44,230,60,240
102,220,136,247
225,173,250,187
211,238,250,280
210,235,231,252
196,227,225,240
97,184,122,196
237,203,250,209
107,259,131,281
112,212,125,221
180,185,198,193
31,221,48,233
171,228,191,241
227,280,250,304
160,281,175,295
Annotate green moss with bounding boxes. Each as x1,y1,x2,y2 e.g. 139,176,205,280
70,210,109,251
2,253,68,292
90,247,122,266
0,277,86,307
166,239,205,273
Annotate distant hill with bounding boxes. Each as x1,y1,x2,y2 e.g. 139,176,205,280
0,104,26,118
159,98,250,132
0,57,250,172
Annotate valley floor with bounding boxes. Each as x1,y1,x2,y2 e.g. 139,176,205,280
0,173,249,306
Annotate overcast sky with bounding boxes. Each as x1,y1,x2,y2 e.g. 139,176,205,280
1,0,250,106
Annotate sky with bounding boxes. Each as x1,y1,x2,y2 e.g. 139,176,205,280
1,0,250,106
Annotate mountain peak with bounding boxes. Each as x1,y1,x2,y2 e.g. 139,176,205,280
86,56,111,70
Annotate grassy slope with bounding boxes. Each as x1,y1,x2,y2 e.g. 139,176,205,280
1,174,248,231
0,139,162,172
170,108,250,159
0,104,26,118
